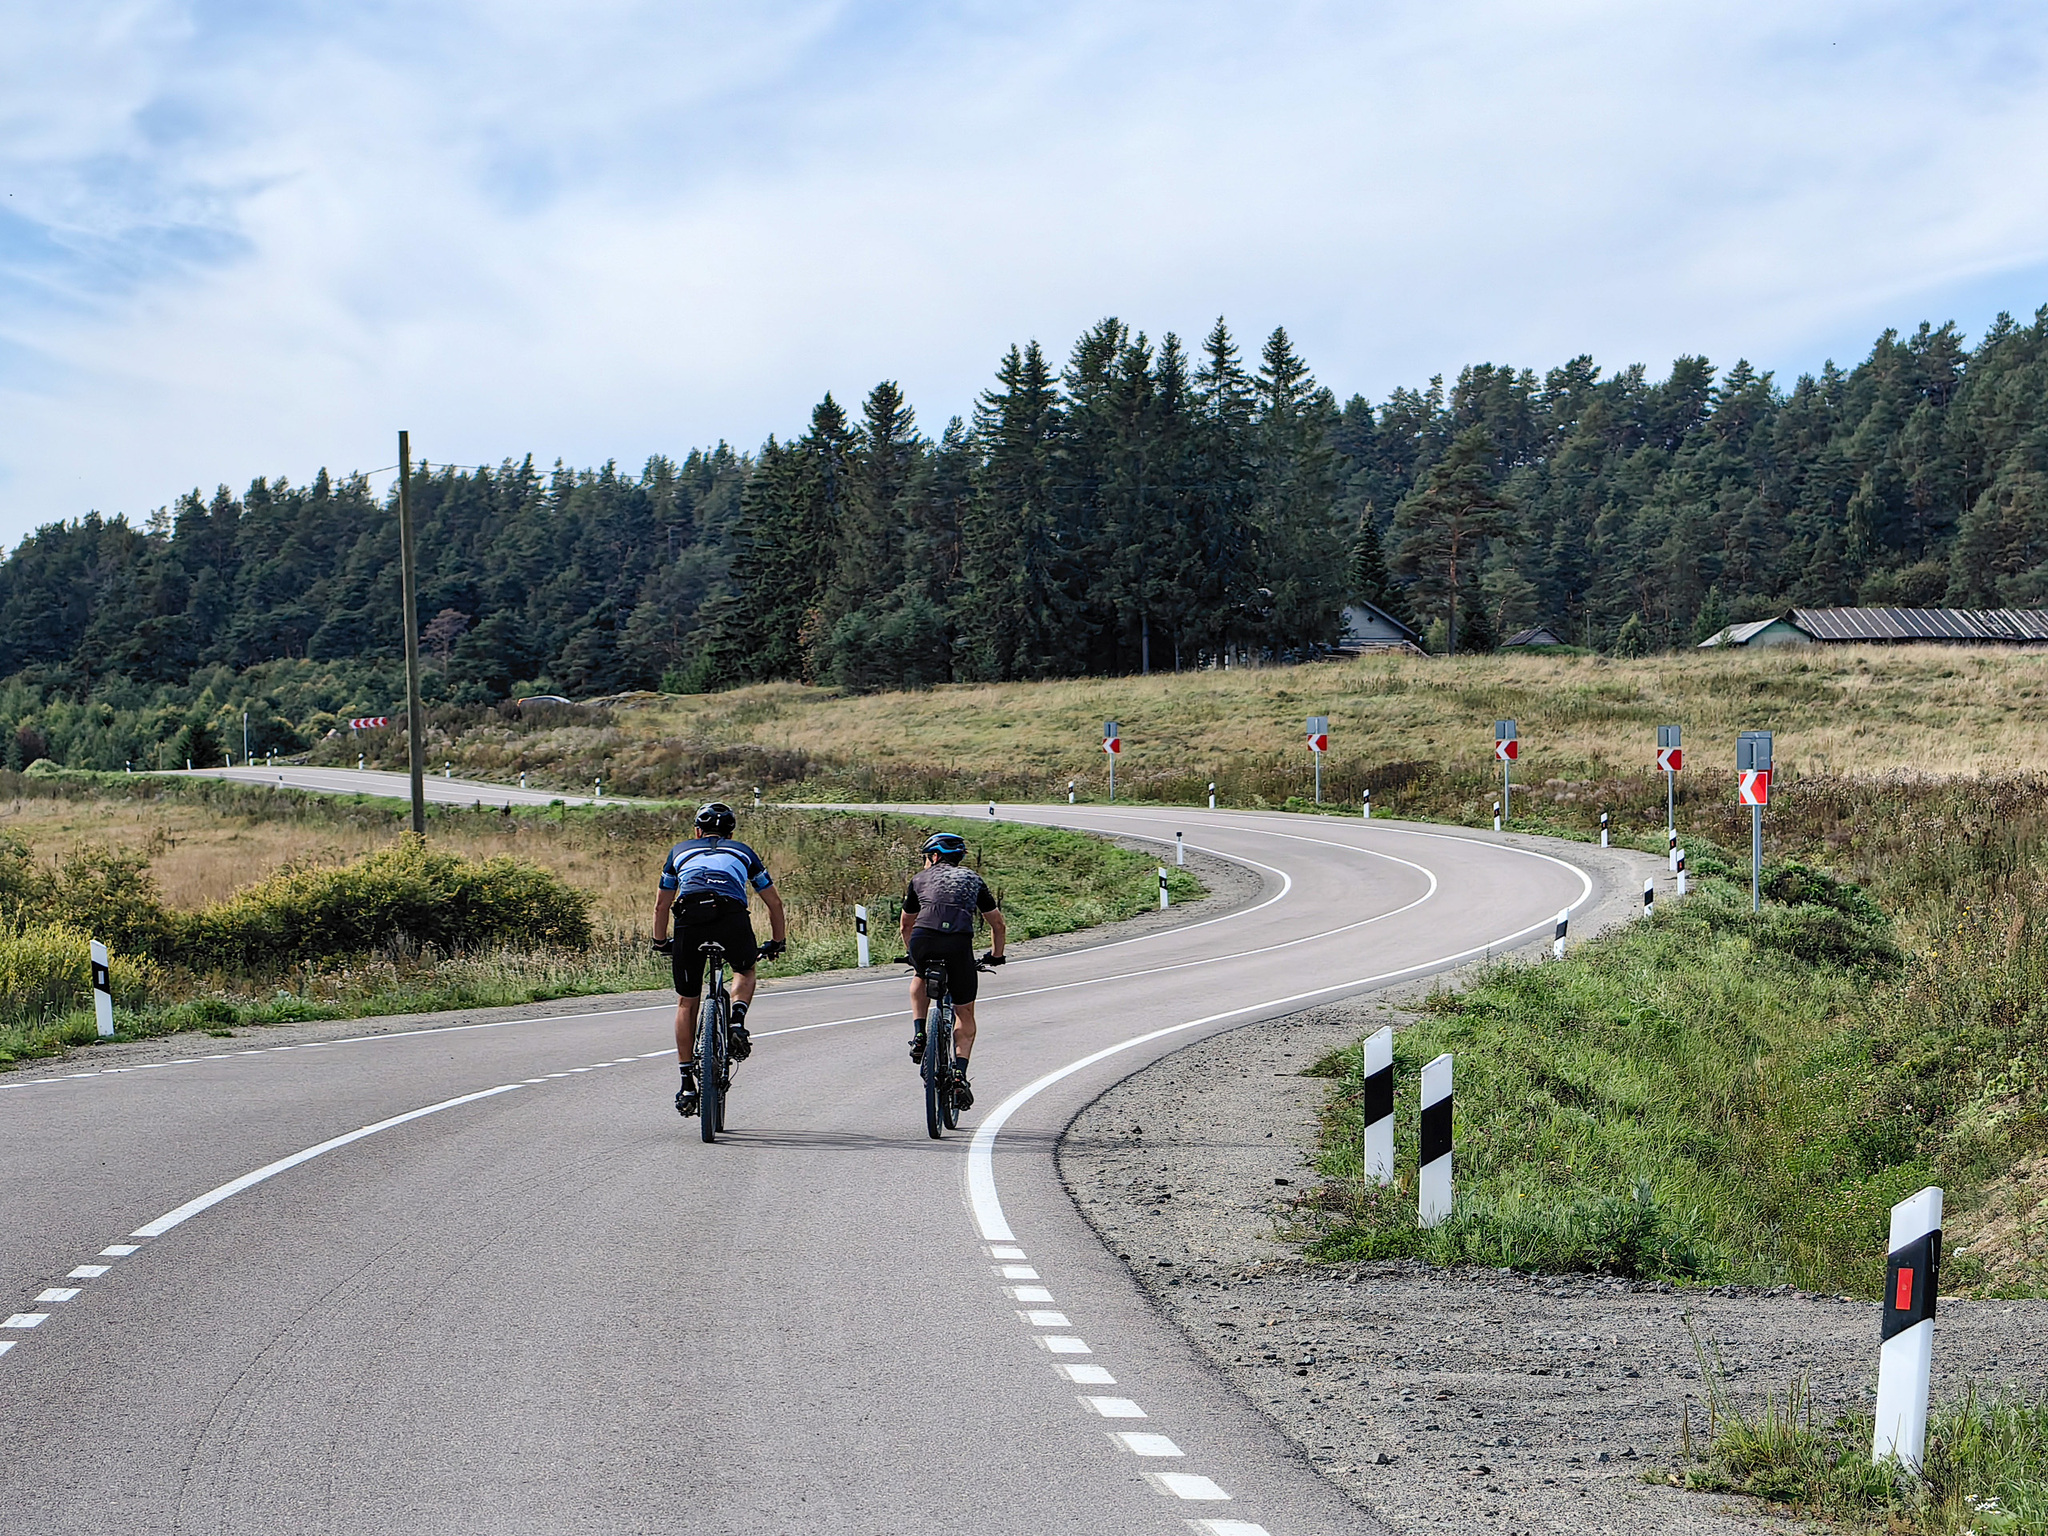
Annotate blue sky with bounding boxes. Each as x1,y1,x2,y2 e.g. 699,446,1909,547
4,1,2047,542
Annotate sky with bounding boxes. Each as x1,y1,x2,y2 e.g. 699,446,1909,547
4,1,2048,544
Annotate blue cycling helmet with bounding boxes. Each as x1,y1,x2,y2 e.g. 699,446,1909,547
921,832,968,864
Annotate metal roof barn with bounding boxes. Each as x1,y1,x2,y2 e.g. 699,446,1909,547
1788,608,2048,643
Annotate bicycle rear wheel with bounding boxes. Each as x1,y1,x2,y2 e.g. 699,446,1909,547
922,1003,945,1139
698,994,723,1144
940,1010,960,1131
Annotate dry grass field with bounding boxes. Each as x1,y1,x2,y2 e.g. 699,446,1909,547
355,645,2048,807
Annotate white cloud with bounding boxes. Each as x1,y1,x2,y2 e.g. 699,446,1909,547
3,1,2048,539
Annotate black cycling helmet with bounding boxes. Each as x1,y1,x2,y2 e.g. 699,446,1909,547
694,801,737,837
921,832,968,864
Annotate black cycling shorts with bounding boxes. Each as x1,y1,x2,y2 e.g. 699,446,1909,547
909,928,979,1005
672,902,759,996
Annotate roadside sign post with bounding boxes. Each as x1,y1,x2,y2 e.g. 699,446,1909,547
1068,780,1075,805
90,940,114,1038
1362,1026,1394,1186
1103,721,1121,802
1362,787,1371,820
1494,720,1517,829
1873,1186,1943,1472
1599,809,1609,847
1419,1054,1454,1226
397,430,426,838
1552,909,1569,961
1207,780,1216,811
1307,716,1329,805
854,905,871,968
1738,731,1773,911
1657,725,1683,835
1158,868,1169,910
1175,831,1184,866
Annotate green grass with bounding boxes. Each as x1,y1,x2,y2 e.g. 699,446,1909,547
1677,1355,2048,1535
0,808,1201,1067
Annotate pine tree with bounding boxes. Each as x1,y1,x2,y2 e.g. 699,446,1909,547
1391,427,1517,657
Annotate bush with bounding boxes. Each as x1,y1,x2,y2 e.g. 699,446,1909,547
175,836,593,971
0,925,157,1026
47,843,174,955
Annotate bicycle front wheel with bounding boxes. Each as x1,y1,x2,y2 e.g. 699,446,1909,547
940,1013,960,1131
698,994,723,1144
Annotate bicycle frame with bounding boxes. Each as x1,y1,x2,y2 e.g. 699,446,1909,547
695,941,734,1142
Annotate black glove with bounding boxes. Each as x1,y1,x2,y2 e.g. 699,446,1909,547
980,950,1005,967
758,939,787,961
651,937,674,955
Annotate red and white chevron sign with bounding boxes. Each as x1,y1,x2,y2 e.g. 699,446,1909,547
1308,733,1328,753
1103,734,1120,755
1739,769,1770,806
1494,738,1518,762
348,716,390,730
1657,746,1683,772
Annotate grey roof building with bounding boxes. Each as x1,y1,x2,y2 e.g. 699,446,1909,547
1699,608,2048,647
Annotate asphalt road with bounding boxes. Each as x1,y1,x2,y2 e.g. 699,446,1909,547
0,796,1614,1535
175,764,606,806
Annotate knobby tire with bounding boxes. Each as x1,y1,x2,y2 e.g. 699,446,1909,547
698,992,723,1144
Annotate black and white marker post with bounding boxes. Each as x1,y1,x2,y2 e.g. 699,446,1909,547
90,939,114,1038
1362,1025,1394,1186
1643,877,1655,919
1668,825,1679,873
1068,780,1075,805
1175,831,1184,866
1362,787,1371,820
988,799,996,818
1552,908,1569,961
1307,715,1329,804
1104,721,1121,802
1208,780,1217,810
1675,845,1688,897
854,905,871,968
1158,867,1169,910
1738,730,1773,912
1873,1186,1943,1472
1419,1053,1454,1226
1494,719,1518,828
1493,800,1502,833
1600,810,1609,847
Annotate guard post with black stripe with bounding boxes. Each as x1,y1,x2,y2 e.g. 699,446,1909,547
854,905,871,969
1643,877,1655,919
91,939,114,1038
1158,868,1169,910
1361,1026,1394,1186
1675,845,1688,898
1419,1053,1453,1226
1873,1186,1942,1471
1552,908,1568,961
1600,810,1609,847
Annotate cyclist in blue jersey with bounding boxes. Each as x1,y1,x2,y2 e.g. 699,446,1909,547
898,831,1005,1110
652,802,787,1117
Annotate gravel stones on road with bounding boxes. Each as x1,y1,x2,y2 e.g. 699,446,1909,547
1058,978,2048,1536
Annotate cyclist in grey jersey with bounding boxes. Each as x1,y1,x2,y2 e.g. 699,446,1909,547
899,831,1005,1108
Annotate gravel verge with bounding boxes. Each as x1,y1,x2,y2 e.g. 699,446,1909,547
1058,831,2048,1535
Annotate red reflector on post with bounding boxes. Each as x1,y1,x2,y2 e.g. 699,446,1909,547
1896,1268,1914,1309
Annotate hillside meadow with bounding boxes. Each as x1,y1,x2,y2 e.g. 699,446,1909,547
322,645,2048,812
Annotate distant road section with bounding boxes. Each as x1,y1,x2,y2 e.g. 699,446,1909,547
172,765,609,808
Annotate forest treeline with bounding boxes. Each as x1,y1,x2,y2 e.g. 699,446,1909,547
3,306,2048,770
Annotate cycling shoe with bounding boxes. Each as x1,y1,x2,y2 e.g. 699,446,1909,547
952,1072,974,1112
908,1030,926,1064
728,1025,752,1062
674,1081,699,1118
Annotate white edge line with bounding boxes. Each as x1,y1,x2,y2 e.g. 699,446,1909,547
966,854,1595,1241
129,1084,521,1238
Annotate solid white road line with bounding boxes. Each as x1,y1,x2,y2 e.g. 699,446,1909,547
129,1084,522,1239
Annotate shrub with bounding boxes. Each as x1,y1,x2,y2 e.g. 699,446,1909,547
175,836,593,971
0,925,157,1026
48,843,174,955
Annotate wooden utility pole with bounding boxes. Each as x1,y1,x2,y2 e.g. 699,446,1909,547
398,431,426,836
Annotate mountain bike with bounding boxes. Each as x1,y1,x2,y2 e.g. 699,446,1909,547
693,940,735,1143
898,951,997,1140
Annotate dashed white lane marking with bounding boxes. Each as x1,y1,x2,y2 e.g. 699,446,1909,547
3,1314,49,1328
35,1289,79,1303
1150,1472,1230,1501
1196,1522,1272,1535
1008,1285,1053,1302
0,1341,13,1356
130,1084,521,1238
1083,1396,1145,1418
1020,1310,1069,1326
1000,1265,1039,1280
1038,1336,1091,1355
1059,1364,1116,1385
1116,1433,1184,1458
989,1245,1027,1259
99,1245,138,1257
67,1266,109,1279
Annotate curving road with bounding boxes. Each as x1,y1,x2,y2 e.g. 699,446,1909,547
0,795,1622,1535
175,764,608,806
